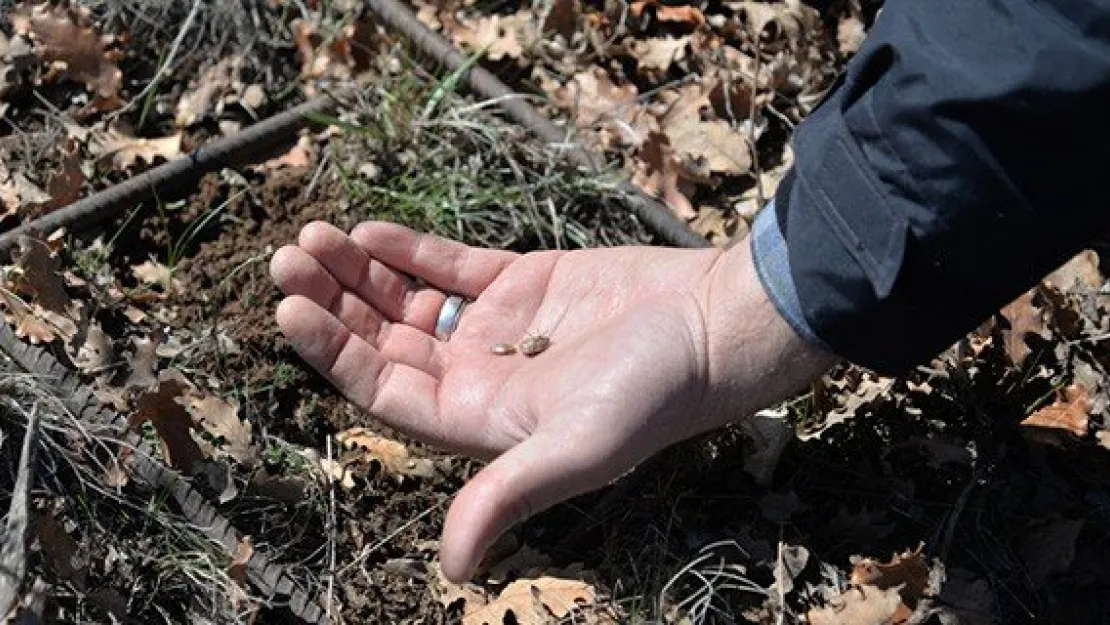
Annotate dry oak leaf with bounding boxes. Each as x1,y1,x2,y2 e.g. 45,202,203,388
659,84,752,176
94,130,183,170
632,36,690,74
1000,289,1047,366
541,0,579,41
1020,383,1091,438
1045,249,1103,291
129,378,206,473
131,259,182,292
292,18,358,82
460,576,603,625
850,546,930,607
227,536,255,611
551,68,649,147
8,3,122,103
174,57,242,127
807,584,907,625
631,131,695,219
451,11,530,62
11,235,71,314
629,0,706,27
335,427,436,480
809,547,931,625
31,138,86,215
189,394,254,464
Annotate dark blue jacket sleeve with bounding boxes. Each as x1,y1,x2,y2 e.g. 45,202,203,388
753,0,1110,374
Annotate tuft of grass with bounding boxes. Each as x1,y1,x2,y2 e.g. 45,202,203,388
321,49,652,251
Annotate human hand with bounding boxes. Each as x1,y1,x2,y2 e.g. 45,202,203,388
270,221,834,581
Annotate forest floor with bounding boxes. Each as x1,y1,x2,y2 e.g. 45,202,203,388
2,1,1110,623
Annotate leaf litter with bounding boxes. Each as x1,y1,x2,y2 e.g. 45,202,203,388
3,0,1110,622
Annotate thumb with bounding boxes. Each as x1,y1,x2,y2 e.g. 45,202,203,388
438,432,608,582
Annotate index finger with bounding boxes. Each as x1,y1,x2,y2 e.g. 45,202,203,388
350,222,518,299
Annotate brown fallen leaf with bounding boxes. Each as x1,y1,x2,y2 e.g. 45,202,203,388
124,333,162,389
1000,289,1046,367
131,259,182,292
659,83,752,176
174,57,242,127
541,0,579,42
807,584,907,625
291,18,374,87
335,427,436,480
1045,249,1102,292
809,547,932,625
850,545,929,607
465,577,598,624
630,0,706,27
94,130,183,171
1021,383,1091,438
32,138,85,214
35,512,87,589
450,11,532,62
9,3,122,105
227,536,256,613
632,36,690,75
129,378,206,473
189,394,254,465
11,235,71,314
632,132,696,219
68,321,113,373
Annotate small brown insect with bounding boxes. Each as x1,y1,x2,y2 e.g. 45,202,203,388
490,343,517,356
518,334,551,357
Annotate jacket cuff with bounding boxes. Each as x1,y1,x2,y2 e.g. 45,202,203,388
751,200,833,354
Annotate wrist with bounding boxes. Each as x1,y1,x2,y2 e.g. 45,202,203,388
697,235,839,428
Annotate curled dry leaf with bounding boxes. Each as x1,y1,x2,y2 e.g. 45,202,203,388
631,132,695,219
189,394,254,465
129,377,206,473
435,558,612,625
8,3,122,105
809,546,933,625
1020,383,1092,439
94,130,183,171
541,0,579,41
227,536,256,612
659,83,752,176
28,138,86,215
69,321,113,373
335,427,436,480
1000,289,1047,367
131,259,182,293
291,18,377,87
629,0,706,27
450,11,531,62
11,235,71,313
174,57,242,128
1045,249,1103,292
632,36,690,74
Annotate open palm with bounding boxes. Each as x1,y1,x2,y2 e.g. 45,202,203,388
270,221,731,580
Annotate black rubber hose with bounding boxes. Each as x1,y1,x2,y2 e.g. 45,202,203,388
362,0,711,249
0,95,340,257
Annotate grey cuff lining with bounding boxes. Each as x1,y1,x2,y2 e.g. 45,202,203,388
750,200,833,353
